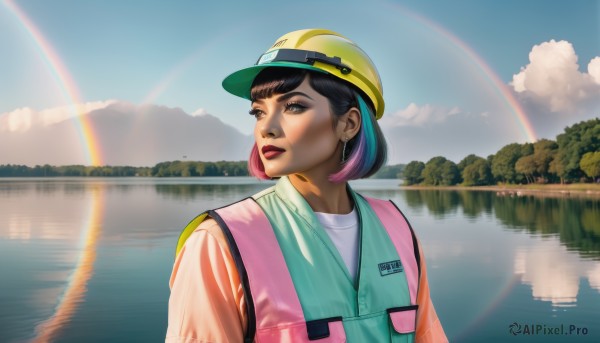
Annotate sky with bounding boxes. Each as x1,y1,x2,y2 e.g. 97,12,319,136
1,0,599,165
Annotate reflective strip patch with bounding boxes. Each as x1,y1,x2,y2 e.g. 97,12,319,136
258,50,279,65
378,260,403,276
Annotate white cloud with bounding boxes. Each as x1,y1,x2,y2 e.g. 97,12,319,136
589,57,600,85
511,40,600,112
0,100,116,132
3,107,35,132
448,107,461,116
381,103,462,127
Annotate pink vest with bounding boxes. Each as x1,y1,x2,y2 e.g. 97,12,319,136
208,196,420,343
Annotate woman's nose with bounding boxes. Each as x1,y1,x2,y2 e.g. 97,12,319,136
259,111,281,138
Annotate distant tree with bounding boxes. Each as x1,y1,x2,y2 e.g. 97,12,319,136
553,118,600,182
371,164,405,179
168,161,187,176
491,143,532,184
531,139,558,183
422,157,450,186
515,155,536,184
458,154,487,184
181,164,191,177
152,162,169,177
549,157,567,184
521,142,534,156
215,161,226,175
33,164,58,177
580,151,600,182
204,162,218,176
462,159,492,186
88,166,105,176
457,154,482,173
194,162,206,176
403,161,425,185
440,160,460,185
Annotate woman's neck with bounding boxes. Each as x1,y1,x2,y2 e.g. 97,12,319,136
288,174,353,214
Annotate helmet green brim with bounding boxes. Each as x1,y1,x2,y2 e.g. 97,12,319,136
222,61,328,101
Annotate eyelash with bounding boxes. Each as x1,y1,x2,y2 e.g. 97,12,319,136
248,108,263,119
285,101,306,113
248,102,307,119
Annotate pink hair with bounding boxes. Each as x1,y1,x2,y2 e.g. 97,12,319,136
248,144,270,179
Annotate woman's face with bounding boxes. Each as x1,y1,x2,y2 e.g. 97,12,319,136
251,77,342,179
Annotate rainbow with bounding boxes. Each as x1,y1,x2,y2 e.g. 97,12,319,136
4,2,106,342
141,50,200,106
140,26,240,106
389,3,538,143
31,188,105,343
4,0,103,165
452,273,521,341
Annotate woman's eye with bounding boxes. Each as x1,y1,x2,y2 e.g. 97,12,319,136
248,108,264,119
285,102,306,113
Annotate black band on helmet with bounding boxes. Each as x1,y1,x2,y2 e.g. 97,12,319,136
256,49,352,75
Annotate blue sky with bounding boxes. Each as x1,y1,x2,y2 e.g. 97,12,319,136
1,0,599,164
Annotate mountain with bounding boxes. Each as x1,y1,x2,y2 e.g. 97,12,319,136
0,101,253,166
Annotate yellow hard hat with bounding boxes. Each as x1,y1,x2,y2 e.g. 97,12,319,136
222,28,385,119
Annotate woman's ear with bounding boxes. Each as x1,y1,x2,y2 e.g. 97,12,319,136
338,107,361,140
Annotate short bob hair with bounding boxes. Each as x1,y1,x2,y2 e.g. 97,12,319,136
248,67,387,183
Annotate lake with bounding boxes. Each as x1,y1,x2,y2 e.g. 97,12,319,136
1,177,599,342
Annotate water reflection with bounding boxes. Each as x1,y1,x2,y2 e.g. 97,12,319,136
514,240,600,306
1,179,599,342
402,190,600,260
0,179,105,342
404,190,461,217
154,183,264,201
30,186,104,343
496,196,600,262
402,189,600,316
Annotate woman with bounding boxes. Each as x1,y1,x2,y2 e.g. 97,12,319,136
167,29,447,343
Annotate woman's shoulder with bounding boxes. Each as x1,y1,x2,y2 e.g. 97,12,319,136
196,217,218,230
185,217,228,248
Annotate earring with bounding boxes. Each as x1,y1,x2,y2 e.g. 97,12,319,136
341,138,348,163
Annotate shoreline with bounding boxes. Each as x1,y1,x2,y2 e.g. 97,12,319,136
399,183,600,198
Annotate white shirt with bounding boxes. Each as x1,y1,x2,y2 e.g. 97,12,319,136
314,208,359,281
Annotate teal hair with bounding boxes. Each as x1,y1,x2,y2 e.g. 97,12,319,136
328,94,387,183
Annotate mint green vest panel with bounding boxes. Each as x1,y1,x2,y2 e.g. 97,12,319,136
252,177,416,342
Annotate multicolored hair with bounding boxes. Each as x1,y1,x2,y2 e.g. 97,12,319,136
248,68,387,183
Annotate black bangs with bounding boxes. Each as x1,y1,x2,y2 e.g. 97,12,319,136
250,68,308,102
249,67,362,118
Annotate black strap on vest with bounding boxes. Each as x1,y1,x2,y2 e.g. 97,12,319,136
306,316,343,340
387,304,419,314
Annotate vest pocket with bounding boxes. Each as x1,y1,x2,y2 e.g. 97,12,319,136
256,319,346,343
388,305,418,343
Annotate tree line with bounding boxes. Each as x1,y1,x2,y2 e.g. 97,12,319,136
0,160,404,178
0,161,249,177
2,118,597,182
403,118,600,186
